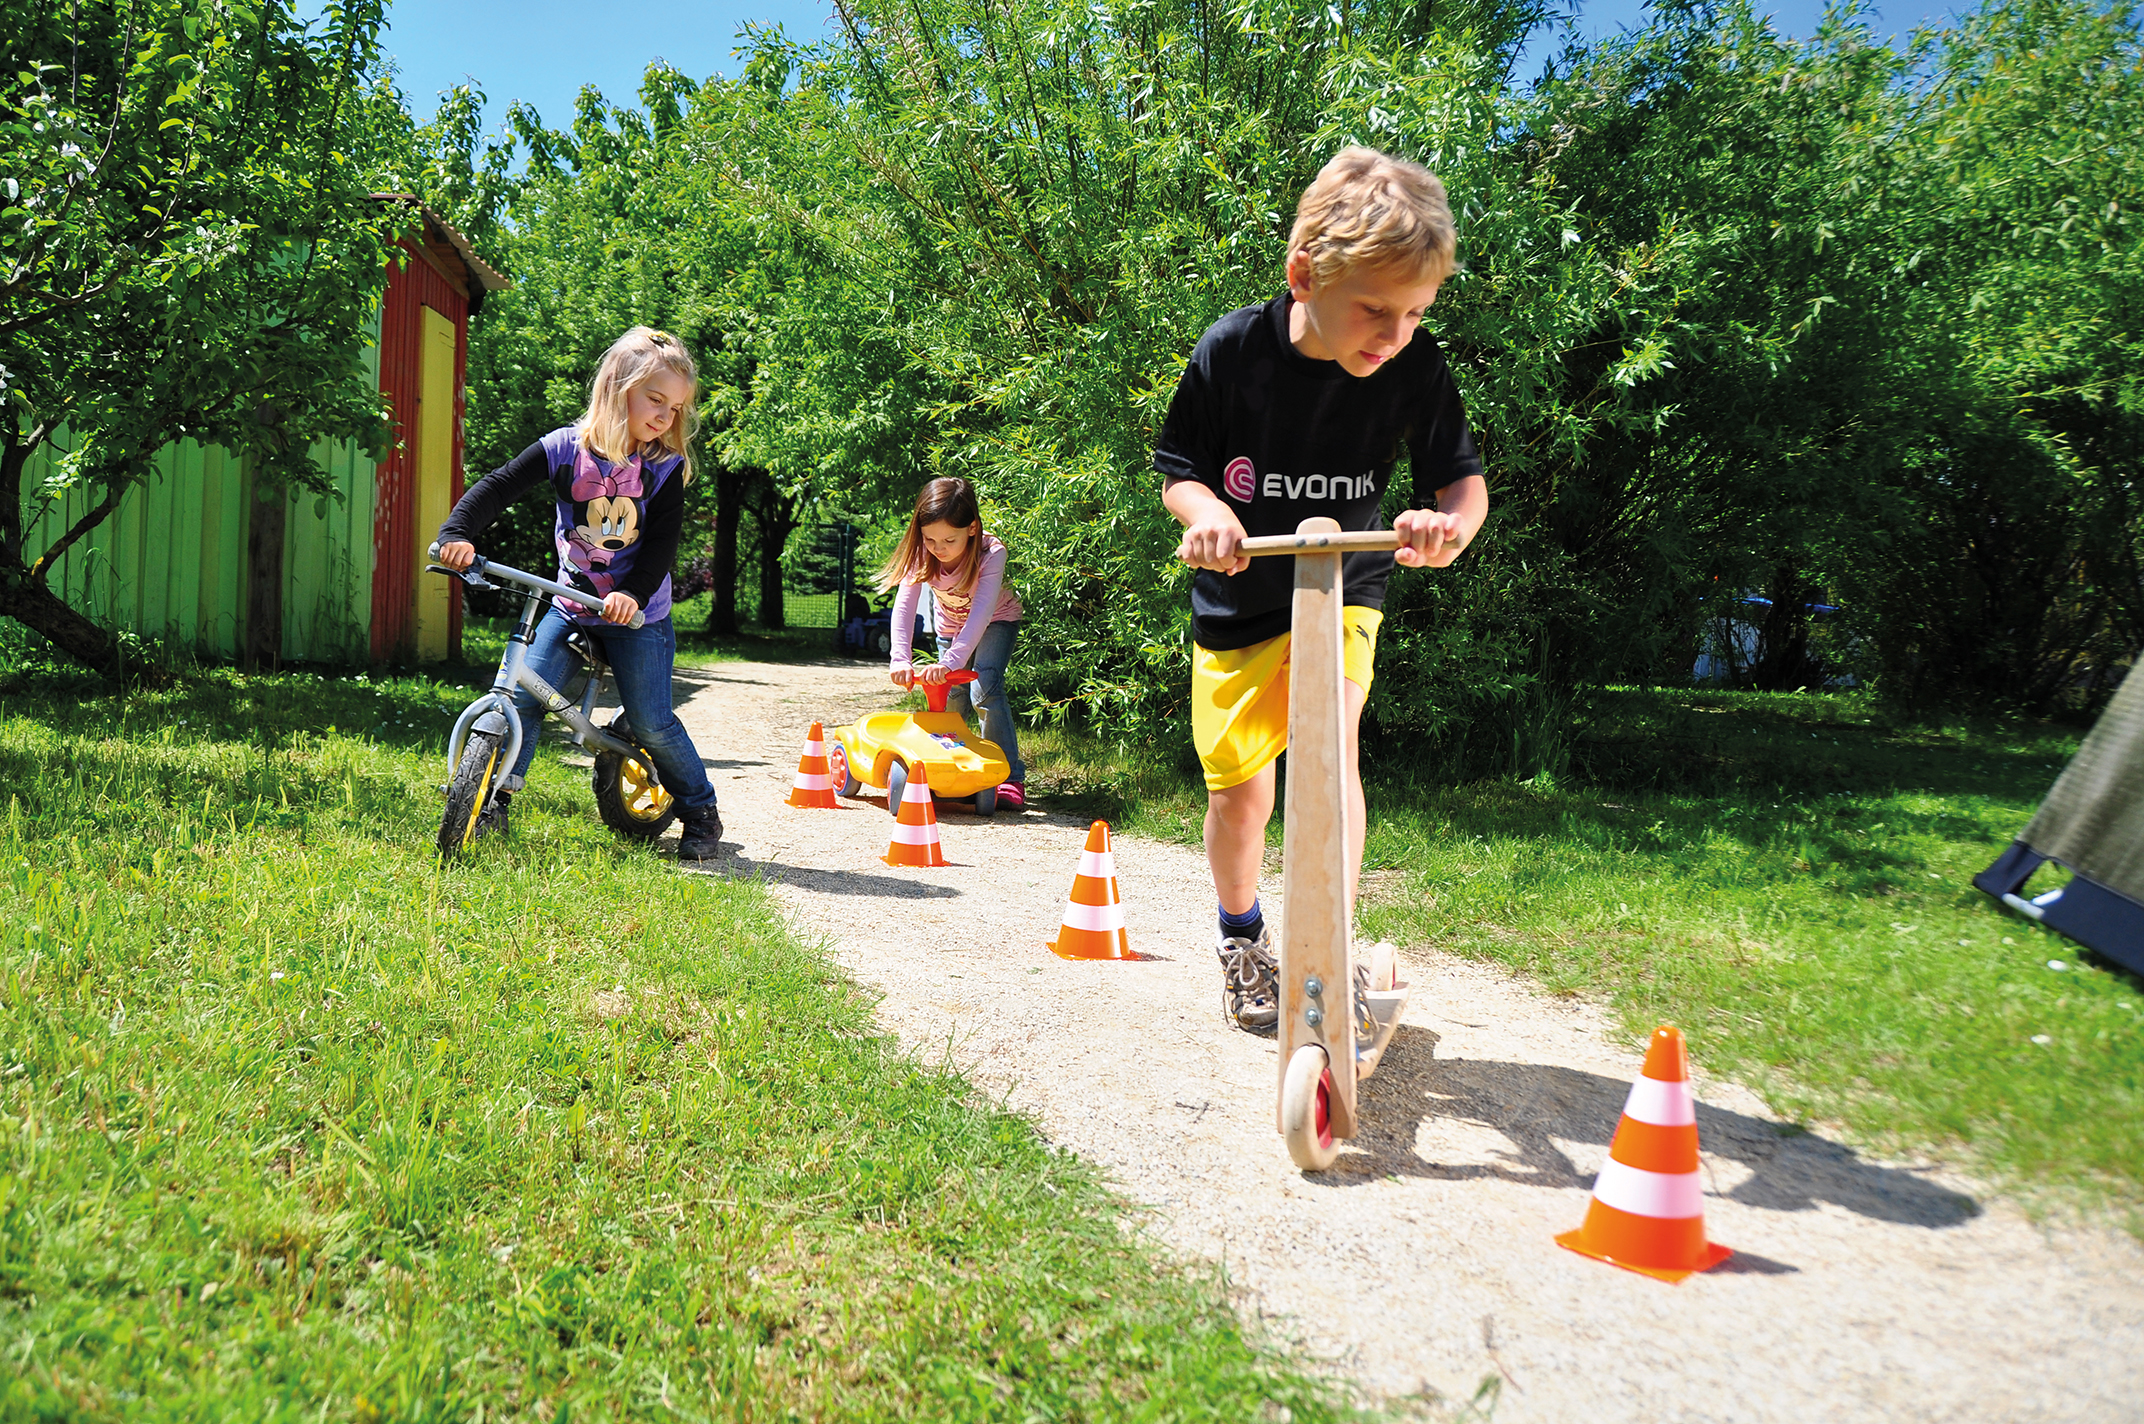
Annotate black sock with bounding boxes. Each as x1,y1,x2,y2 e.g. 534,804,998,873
1219,900,1264,944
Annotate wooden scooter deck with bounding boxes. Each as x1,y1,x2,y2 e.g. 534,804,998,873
1249,518,1407,1140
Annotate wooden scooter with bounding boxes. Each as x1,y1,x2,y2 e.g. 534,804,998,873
1238,517,1411,1170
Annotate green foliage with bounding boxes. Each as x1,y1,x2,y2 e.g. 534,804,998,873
0,0,412,673
0,669,1357,1418
435,0,2138,744
796,0,2140,744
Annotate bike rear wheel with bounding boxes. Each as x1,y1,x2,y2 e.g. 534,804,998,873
439,730,505,859
593,721,678,839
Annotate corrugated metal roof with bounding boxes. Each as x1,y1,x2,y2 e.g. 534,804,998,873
369,193,512,294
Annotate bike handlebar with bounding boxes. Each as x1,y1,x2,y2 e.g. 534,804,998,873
426,543,646,630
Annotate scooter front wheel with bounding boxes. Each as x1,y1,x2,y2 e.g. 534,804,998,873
439,730,504,859
1281,1044,1339,1171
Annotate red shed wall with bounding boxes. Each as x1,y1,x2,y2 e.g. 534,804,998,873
371,241,471,661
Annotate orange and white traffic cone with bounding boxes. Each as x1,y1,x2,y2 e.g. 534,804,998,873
787,722,840,809
882,762,947,867
1556,1025,1732,1282
1050,820,1132,960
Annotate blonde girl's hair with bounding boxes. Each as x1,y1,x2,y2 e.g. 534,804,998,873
875,477,984,595
578,326,700,484
1287,146,1458,289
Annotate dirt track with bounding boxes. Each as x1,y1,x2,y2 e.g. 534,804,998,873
662,655,2144,1422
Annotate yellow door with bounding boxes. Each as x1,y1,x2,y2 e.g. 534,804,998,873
412,305,457,661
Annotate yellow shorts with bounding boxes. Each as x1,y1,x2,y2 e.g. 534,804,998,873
1191,607,1382,792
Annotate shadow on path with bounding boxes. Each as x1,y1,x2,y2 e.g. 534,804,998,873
691,854,965,900
1316,1027,1980,1230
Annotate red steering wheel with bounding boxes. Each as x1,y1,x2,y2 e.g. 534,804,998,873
906,668,978,712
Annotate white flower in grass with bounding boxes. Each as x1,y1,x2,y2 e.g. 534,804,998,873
2047,960,2067,972
2031,1034,2052,1045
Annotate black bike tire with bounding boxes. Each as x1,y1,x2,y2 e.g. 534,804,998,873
438,730,504,859
593,741,680,840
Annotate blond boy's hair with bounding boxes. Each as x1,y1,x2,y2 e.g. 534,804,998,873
580,326,700,484
1287,146,1457,289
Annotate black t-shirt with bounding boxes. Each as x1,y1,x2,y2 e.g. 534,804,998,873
1153,291,1483,650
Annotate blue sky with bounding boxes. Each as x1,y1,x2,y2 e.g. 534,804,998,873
361,0,1971,132
367,0,839,130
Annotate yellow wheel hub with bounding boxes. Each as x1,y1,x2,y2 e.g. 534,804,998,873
618,755,673,822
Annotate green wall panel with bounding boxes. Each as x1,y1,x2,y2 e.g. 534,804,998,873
17,430,377,665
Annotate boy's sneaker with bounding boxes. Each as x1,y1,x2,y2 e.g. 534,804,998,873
476,789,511,838
676,810,724,861
996,782,1026,811
1216,925,1279,1036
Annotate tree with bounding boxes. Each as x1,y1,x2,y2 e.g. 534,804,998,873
460,44,934,635
0,0,409,677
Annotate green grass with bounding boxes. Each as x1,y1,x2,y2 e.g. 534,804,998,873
0,666,1359,1421
1029,689,2144,1220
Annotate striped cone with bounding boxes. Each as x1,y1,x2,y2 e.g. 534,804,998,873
787,722,839,809
882,762,947,867
1049,820,1132,960
1556,1025,1733,1282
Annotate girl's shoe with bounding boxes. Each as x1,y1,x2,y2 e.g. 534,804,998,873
676,810,724,861
996,782,1026,811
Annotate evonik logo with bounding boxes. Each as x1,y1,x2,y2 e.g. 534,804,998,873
1223,456,1256,501
1259,469,1376,502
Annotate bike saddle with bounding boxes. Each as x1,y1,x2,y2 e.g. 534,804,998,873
565,628,612,675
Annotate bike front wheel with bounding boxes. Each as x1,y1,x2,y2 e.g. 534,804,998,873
593,728,678,840
439,729,505,859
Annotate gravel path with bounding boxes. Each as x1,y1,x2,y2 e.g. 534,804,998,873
662,656,2144,1422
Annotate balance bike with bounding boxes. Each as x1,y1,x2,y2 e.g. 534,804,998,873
1239,518,1411,1170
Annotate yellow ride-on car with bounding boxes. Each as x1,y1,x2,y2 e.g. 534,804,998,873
828,670,1012,816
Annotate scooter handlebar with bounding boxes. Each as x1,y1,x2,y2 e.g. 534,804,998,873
1235,530,1404,556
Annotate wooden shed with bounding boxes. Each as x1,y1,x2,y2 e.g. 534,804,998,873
17,197,510,666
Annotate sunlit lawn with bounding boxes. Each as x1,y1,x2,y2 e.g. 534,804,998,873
0,658,1353,1421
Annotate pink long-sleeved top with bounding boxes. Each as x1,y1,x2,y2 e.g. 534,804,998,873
889,533,1024,670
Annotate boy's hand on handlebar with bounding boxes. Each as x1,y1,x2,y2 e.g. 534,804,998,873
1176,513,1251,574
890,664,914,688
600,591,641,625
437,540,476,572
1393,508,1464,568
917,664,951,686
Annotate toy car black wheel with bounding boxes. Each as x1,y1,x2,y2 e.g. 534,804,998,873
874,629,892,655
884,758,908,815
974,785,997,817
828,739,862,798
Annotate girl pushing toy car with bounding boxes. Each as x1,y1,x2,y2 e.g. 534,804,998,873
879,478,1030,810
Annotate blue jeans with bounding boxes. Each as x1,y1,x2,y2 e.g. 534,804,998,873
507,607,719,819
948,619,1026,784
